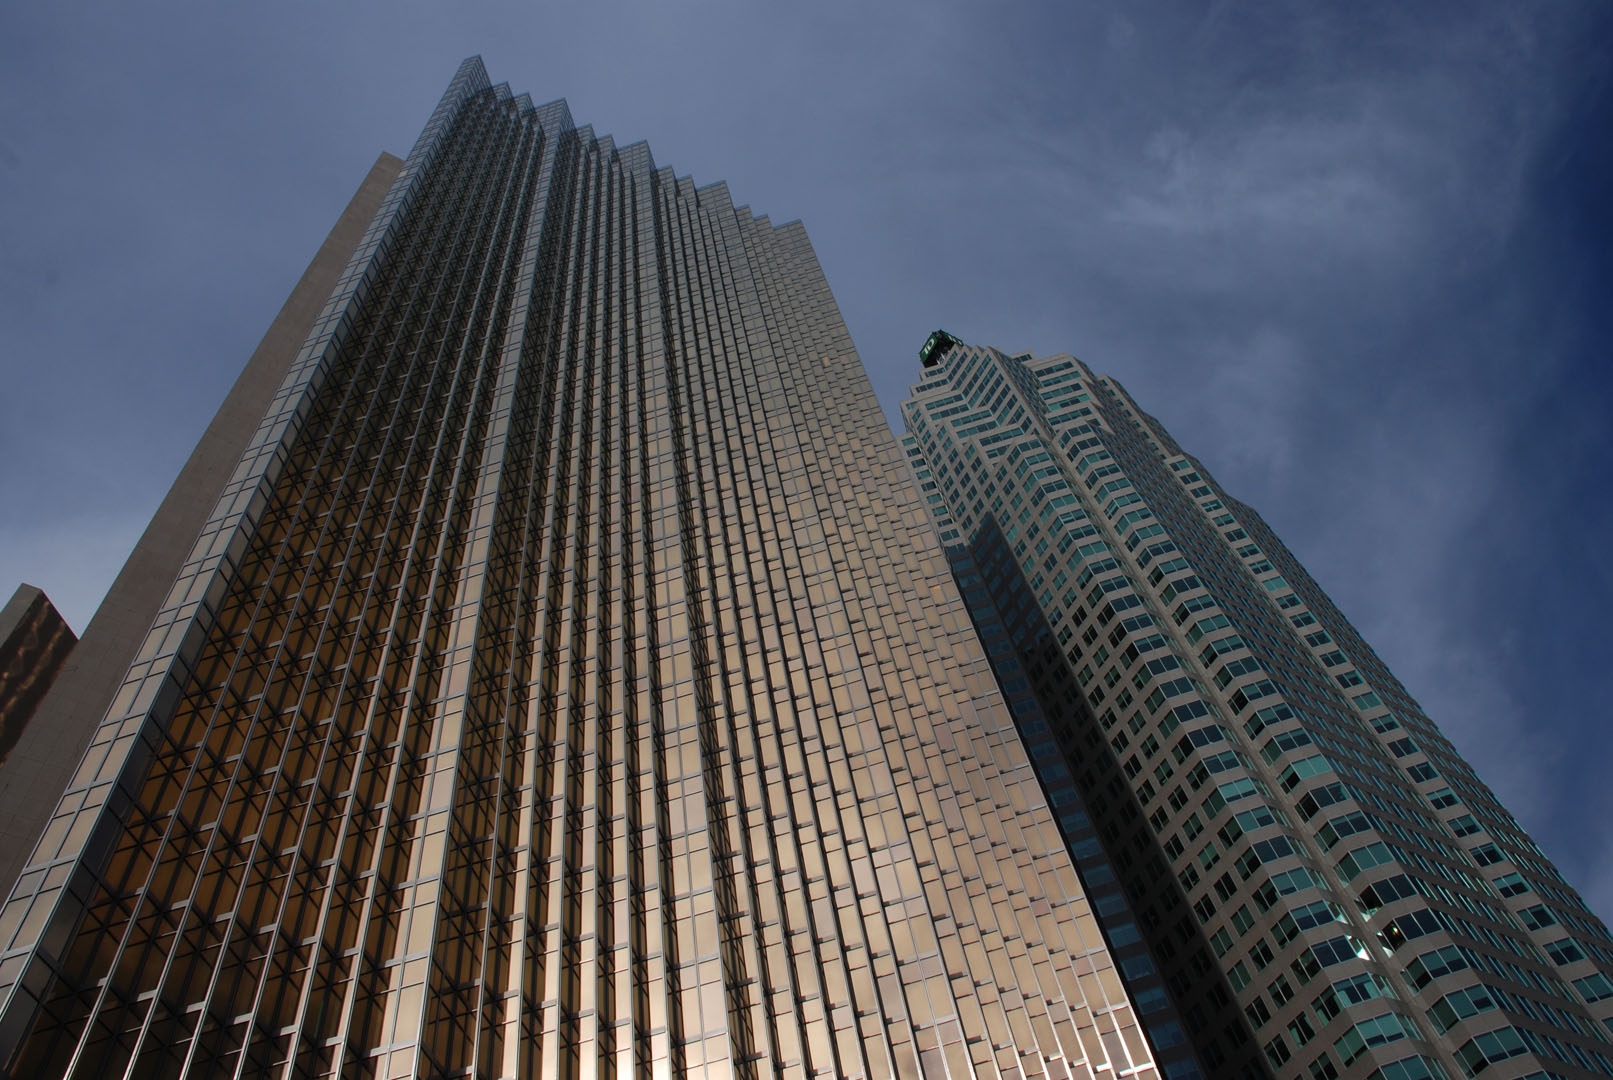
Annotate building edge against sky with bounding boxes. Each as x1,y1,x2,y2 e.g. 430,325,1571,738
0,155,405,908
0,58,1172,1079
901,334,1613,1078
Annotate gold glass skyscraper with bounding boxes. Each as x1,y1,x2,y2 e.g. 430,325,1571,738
0,60,1164,1080
902,336,1613,1079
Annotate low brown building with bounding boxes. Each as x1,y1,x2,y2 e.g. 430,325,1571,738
0,585,76,770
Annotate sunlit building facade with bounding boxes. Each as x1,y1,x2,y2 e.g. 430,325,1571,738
0,61,1165,1080
902,334,1613,1079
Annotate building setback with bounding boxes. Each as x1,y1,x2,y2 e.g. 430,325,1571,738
902,336,1613,1079
0,60,1165,1080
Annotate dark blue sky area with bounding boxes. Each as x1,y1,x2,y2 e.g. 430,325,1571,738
2,3,1610,923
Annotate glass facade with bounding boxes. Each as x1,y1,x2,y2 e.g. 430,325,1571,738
903,338,1613,1078
0,61,1160,1080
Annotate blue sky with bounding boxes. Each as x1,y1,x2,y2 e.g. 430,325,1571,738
2,2,1611,923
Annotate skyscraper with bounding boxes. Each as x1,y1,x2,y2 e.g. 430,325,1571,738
0,60,1168,1080
902,334,1613,1079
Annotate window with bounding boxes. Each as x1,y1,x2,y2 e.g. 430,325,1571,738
1316,810,1373,851
1381,909,1445,950
1492,872,1529,898
1315,972,1393,1022
1281,754,1335,793
1234,804,1282,833
1232,905,1255,936
1573,971,1613,1004
1291,948,1322,985
1310,936,1367,968
1358,874,1417,912
1405,944,1471,989
1447,814,1481,838
1426,786,1458,810
1519,903,1557,931
1296,782,1351,821
1270,866,1326,898
1198,634,1246,664
1544,938,1585,965
1336,841,1394,882
1216,777,1259,805
1214,656,1264,688
1455,1026,1533,1074
1309,1053,1341,1079
1262,728,1314,764
1428,984,1500,1034
1333,1012,1411,1067
1238,836,1296,881
1291,899,1344,932
1370,1055,1447,1080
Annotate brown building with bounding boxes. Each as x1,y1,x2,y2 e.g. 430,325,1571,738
0,585,77,772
